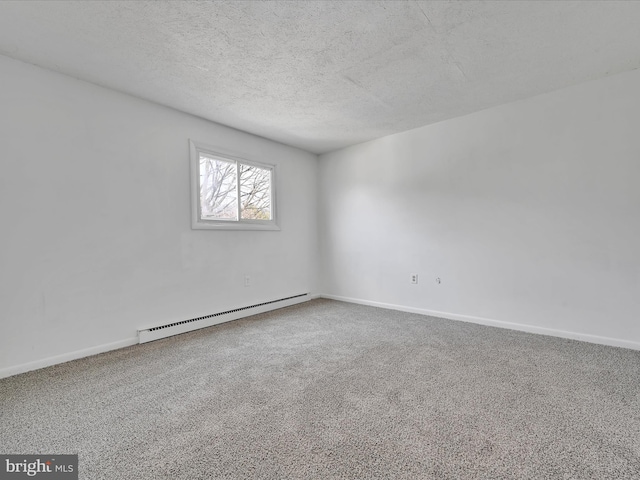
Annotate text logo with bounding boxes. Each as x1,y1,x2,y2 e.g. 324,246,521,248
0,456,77,479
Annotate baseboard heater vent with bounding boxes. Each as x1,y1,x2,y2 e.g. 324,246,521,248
138,293,310,344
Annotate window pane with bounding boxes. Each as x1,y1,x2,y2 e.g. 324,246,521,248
199,155,238,220
239,164,272,220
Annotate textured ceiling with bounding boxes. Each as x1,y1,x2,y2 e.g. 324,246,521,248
1,1,640,154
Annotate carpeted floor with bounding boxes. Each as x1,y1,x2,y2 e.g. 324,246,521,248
1,299,639,479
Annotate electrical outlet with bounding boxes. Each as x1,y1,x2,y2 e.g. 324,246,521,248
244,275,251,287
411,274,419,284
436,277,441,284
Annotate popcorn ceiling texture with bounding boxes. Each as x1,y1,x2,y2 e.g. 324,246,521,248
1,299,639,479
0,1,639,153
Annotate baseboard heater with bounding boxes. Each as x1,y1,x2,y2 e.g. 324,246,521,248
138,293,311,344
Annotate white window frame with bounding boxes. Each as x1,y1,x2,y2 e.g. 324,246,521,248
190,140,279,230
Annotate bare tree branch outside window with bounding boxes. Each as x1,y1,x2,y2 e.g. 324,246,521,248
240,164,271,220
200,156,238,220
199,155,272,221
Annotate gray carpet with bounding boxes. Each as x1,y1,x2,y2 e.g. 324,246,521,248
1,299,639,479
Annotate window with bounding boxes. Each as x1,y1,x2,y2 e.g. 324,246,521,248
190,140,278,230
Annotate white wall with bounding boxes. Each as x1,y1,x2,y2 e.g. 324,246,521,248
319,67,640,349
3,52,639,378
0,55,318,376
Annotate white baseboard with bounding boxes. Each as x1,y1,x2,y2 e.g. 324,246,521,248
6,293,633,379
2,294,319,379
0,337,139,380
320,294,640,351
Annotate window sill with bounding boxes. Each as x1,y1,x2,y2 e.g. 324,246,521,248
192,221,280,231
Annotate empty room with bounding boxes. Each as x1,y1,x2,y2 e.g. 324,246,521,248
1,1,639,478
